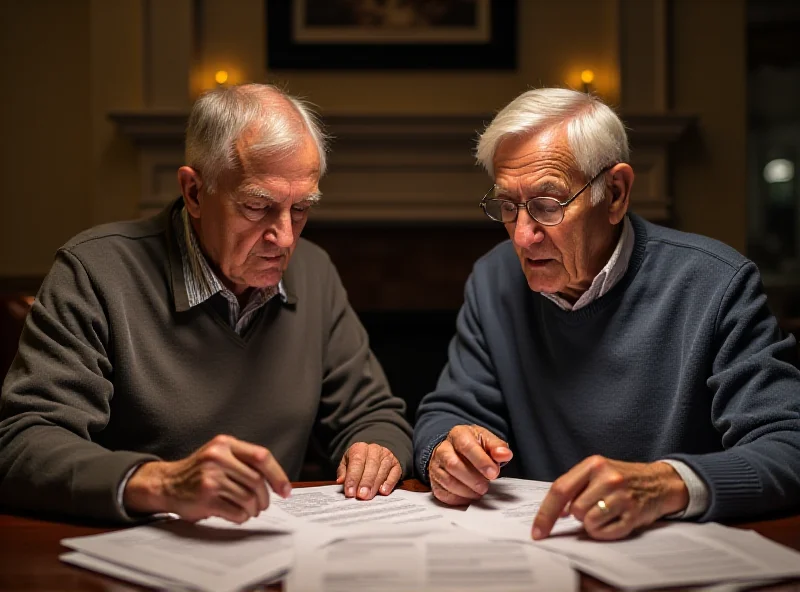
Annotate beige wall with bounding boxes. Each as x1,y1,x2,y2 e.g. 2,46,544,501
671,0,747,253
0,0,748,277
0,1,93,277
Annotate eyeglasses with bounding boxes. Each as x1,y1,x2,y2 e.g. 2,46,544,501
479,165,613,226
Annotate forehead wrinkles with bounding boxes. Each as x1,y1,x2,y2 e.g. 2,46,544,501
494,128,579,178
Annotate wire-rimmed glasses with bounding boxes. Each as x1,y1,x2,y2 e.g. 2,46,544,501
479,165,613,226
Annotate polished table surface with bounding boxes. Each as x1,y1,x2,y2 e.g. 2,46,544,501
1,479,799,591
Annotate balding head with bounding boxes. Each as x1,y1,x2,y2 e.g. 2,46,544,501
185,83,327,194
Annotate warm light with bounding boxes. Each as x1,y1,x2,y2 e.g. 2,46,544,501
580,69,595,85
215,70,229,85
763,159,795,184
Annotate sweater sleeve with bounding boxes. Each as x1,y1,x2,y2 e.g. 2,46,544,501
0,250,158,522
413,270,510,483
665,261,800,522
315,260,413,476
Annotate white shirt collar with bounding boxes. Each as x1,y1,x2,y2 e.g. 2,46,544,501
541,216,635,311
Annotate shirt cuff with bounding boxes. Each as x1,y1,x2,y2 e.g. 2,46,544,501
658,459,710,519
418,431,451,484
117,463,144,513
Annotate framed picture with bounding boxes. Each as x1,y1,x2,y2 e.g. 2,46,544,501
266,0,517,69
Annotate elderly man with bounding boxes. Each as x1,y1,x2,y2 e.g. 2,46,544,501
414,88,800,541
0,84,412,524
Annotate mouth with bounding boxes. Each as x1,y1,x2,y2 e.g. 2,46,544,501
525,257,554,268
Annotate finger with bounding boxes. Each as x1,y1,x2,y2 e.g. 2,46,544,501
196,439,271,511
371,453,395,497
336,457,346,484
379,462,403,496
437,441,491,496
229,439,291,499
429,458,486,501
450,428,499,480
475,428,513,465
568,477,624,522
356,445,384,499
342,442,368,498
211,496,251,525
430,474,474,506
227,469,270,513
218,476,260,519
533,457,599,539
586,510,637,541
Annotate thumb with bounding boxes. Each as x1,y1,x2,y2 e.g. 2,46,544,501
476,428,513,464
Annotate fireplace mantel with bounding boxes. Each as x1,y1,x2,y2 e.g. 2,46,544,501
110,112,694,223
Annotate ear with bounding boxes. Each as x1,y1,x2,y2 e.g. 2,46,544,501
178,166,203,219
606,163,634,225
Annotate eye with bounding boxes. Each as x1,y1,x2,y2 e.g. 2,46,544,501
290,203,311,222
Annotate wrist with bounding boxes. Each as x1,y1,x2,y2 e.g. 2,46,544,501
655,461,690,517
122,461,168,514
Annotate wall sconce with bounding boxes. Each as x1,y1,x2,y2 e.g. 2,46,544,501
215,70,229,86
580,69,595,94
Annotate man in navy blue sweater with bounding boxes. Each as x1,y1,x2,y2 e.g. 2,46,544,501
413,88,800,541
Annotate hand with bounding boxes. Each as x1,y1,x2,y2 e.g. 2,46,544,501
428,425,513,506
336,442,402,500
123,434,292,524
532,456,689,541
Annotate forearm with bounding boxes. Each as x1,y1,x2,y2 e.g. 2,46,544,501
0,423,158,522
666,435,800,521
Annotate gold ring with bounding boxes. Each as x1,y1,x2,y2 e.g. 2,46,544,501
597,499,610,514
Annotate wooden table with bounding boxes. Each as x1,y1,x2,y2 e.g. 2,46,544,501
1,479,798,591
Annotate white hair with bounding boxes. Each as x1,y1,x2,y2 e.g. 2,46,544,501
476,88,629,205
185,83,328,193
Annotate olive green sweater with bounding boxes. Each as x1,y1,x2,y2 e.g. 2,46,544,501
0,200,412,522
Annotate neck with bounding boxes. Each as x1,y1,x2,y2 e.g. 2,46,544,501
557,221,623,304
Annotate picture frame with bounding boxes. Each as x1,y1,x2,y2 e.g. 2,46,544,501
266,0,517,70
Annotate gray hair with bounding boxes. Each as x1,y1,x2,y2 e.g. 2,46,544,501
476,88,629,206
185,83,328,193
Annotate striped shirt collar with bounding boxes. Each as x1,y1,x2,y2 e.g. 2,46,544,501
173,206,285,334
542,215,635,311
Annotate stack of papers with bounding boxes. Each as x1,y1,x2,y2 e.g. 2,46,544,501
60,478,800,591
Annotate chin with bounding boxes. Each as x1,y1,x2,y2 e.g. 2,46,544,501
246,271,283,289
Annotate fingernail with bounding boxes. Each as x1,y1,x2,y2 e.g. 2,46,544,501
532,527,542,540
380,484,389,494
485,466,498,479
282,484,292,498
359,486,369,498
346,486,355,497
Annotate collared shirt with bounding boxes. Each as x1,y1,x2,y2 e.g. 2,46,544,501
116,205,288,514
538,215,709,519
541,216,635,311
174,207,286,335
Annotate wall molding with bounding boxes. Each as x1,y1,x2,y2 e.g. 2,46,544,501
110,112,695,222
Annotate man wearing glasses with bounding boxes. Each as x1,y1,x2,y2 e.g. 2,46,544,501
414,88,800,541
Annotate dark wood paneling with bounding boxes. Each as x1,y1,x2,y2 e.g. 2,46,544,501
302,222,507,311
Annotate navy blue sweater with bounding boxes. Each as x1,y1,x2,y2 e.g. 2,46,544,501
414,214,800,522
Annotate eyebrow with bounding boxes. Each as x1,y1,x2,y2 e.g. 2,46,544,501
240,186,323,204
494,180,568,199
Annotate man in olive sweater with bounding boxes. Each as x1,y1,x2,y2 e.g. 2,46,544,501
0,84,412,523
414,88,800,541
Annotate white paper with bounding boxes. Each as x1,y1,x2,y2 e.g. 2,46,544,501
273,484,455,538
453,477,583,541
60,551,188,590
61,518,293,592
537,521,800,589
286,528,578,592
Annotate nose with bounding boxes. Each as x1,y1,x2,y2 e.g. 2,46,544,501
512,208,545,249
265,208,294,249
